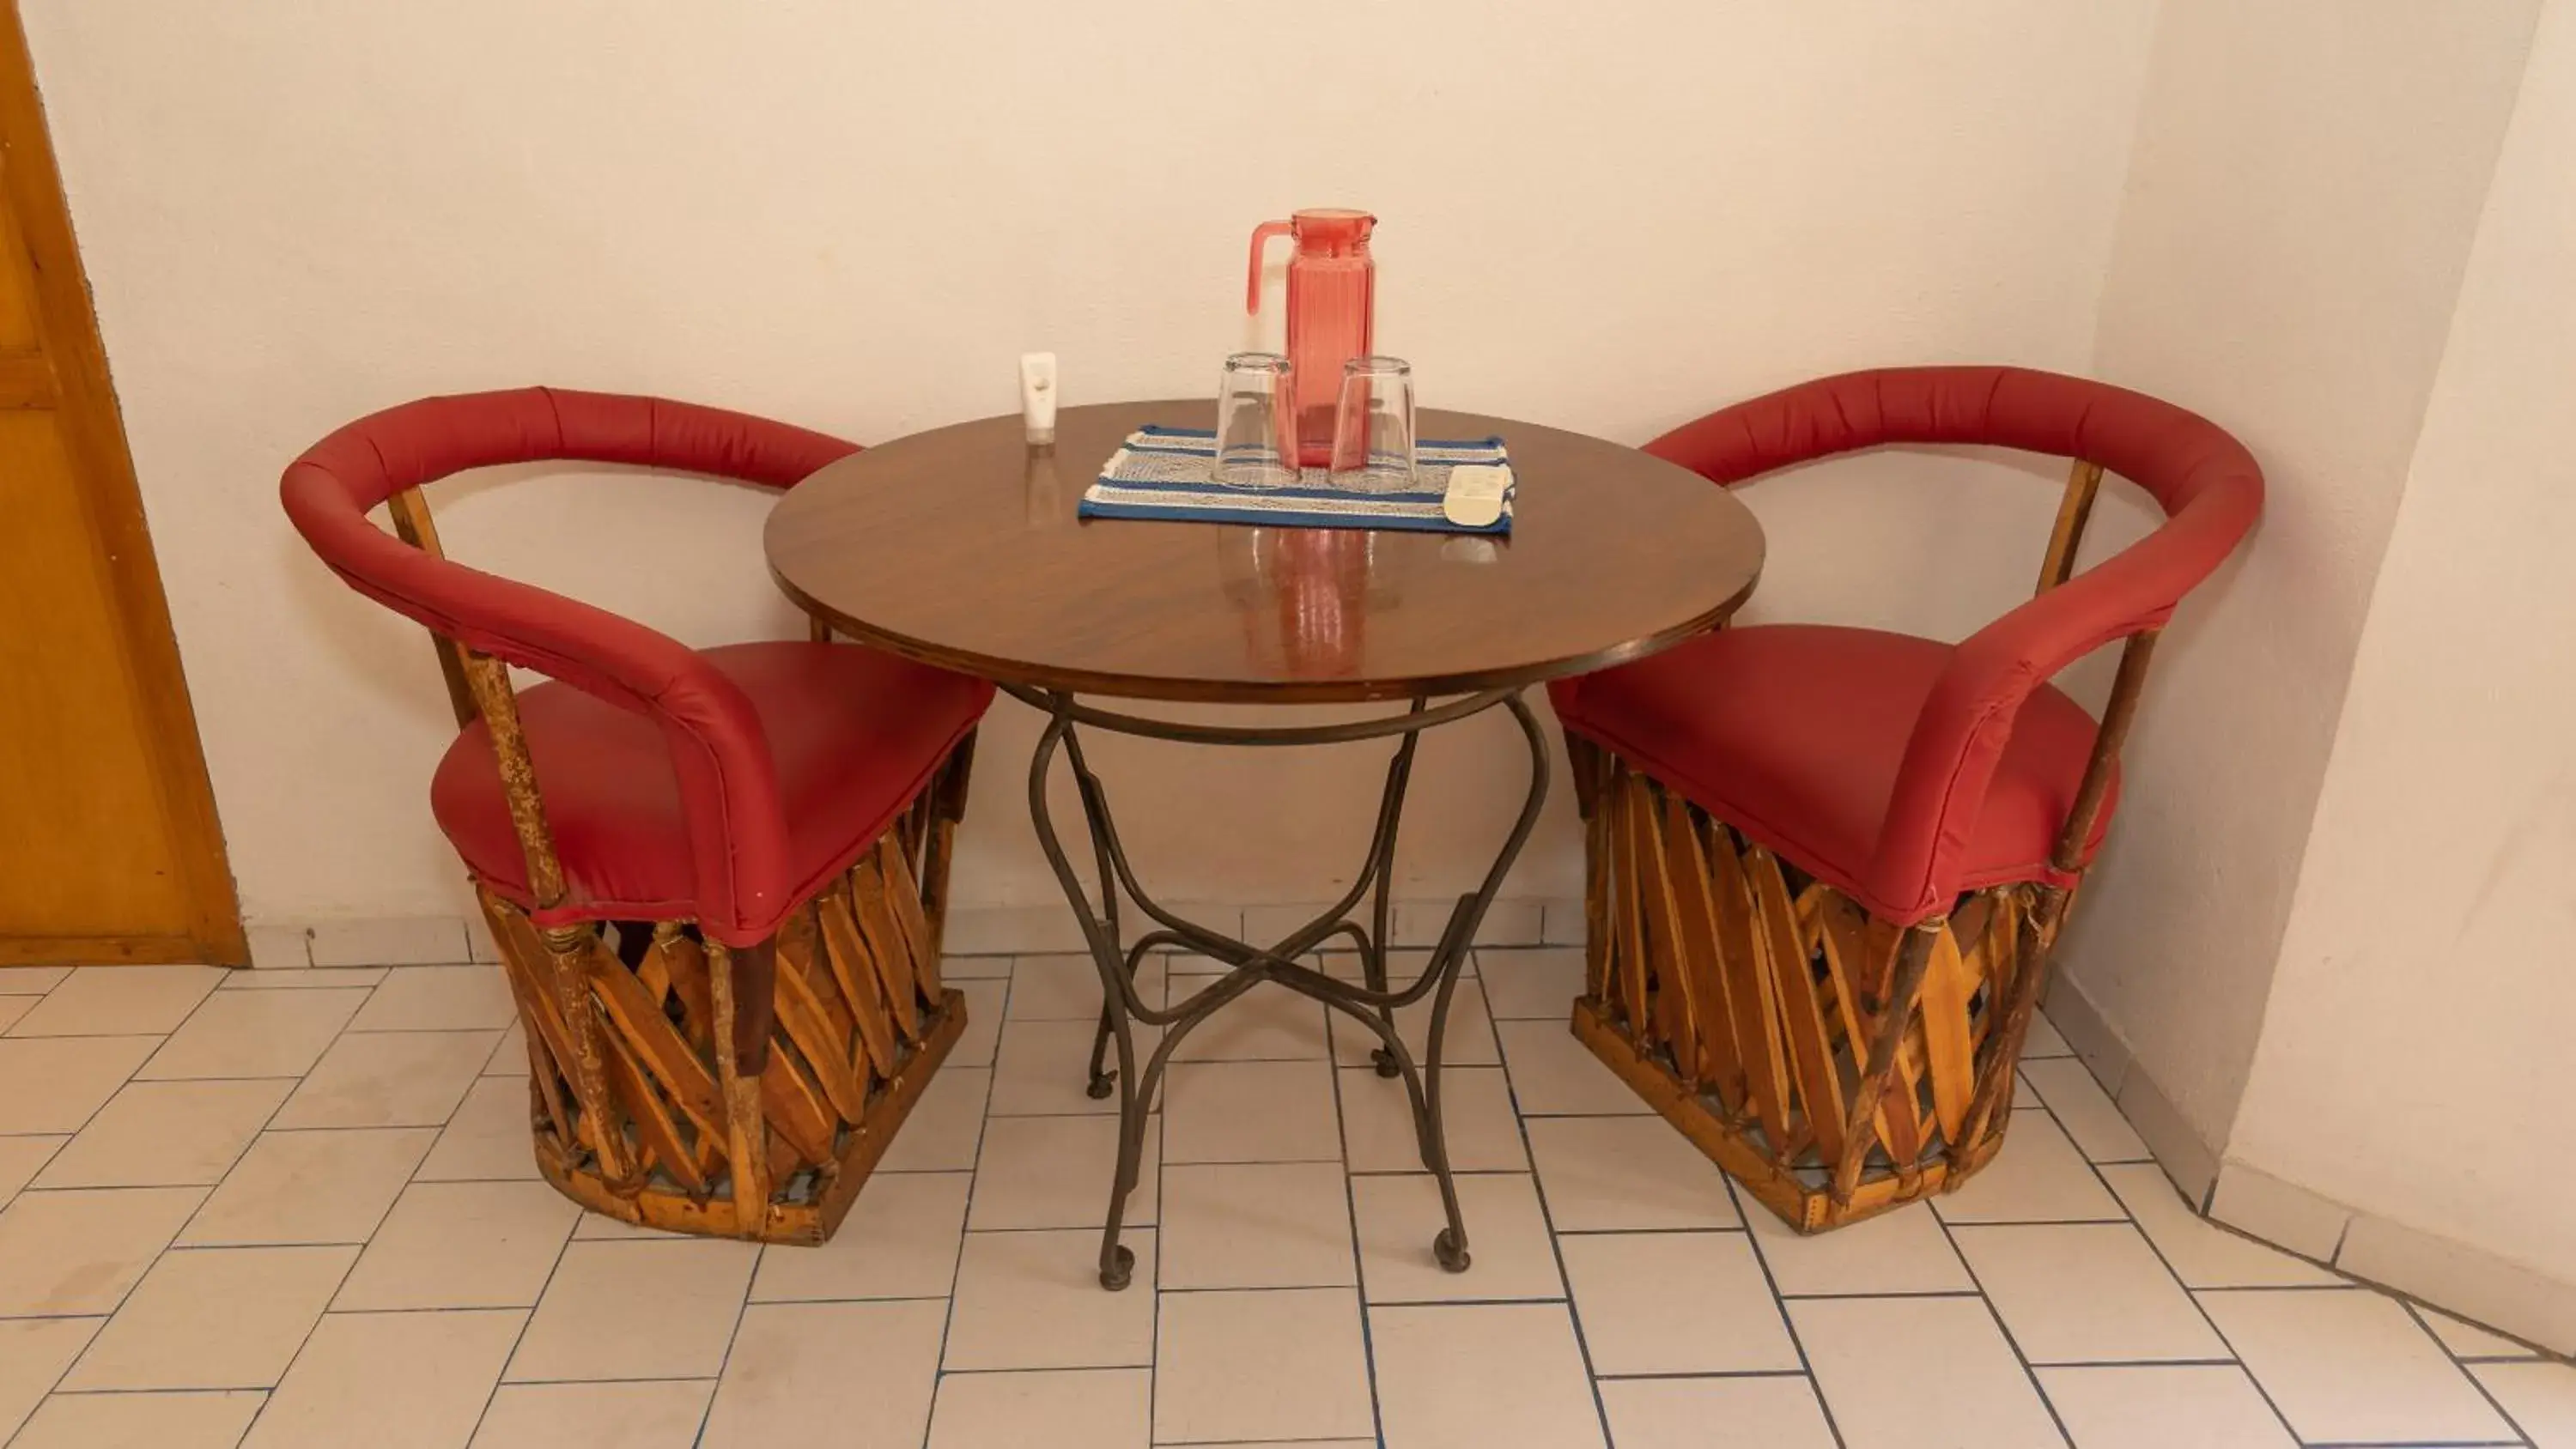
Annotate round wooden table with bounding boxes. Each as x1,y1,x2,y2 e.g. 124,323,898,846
767,399,1764,1288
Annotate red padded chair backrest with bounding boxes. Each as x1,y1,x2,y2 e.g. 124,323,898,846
1643,367,2262,924
281,386,860,944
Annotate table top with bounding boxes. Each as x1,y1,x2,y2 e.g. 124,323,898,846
764,400,1765,704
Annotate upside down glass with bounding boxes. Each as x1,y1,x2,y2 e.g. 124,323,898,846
1212,352,1298,488
1328,355,1416,493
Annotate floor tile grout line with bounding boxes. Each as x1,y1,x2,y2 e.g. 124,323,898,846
1917,1107,2081,1448
132,1239,377,1256
1149,1441,1391,1449
436,1372,720,1388
1148,956,1170,1449
926,953,1013,1446
22,1073,357,1089
1774,1287,1983,1300
0,964,228,1045
1492,996,1623,1449
1321,1003,1387,1449
1919,1213,2131,1228
15,974,227,1143
5,1384,258,1449
3,1027,220,1042
2196,1282,2418,1295
0,1137,69,1199
127,1240,369,1403
2038,1088,2317,1448
17,1384,276,1399
336,1023,519,1039
936,1362,1154,1376
19,1069,313,1194
2400,1294,2557,1366
210,966,403,1447
1589,1367,1827,1382
471,1203,600,1434
261,1028,505,1137
0,971,71,1003
690,1222,765,1445
1549,1222,1752,1234
1720,1173,1852,1449
172,978,428,1251
2401,1298,2546,1448
316,965,538,1446
127,976,386,1088
15,1179,244,1197
1154,1286,1564,1305
961,1222,1168,1237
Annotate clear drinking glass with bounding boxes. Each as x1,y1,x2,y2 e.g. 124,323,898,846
1328,355,1416,493
1212,352,1298,488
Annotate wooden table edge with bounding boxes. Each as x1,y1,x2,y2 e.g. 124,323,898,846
769,555,1761,706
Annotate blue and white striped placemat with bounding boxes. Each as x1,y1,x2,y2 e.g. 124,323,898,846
1078,426,1514,535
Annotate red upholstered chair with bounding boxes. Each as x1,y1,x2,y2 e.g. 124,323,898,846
1550,366,2260,1232
283,388,992,1244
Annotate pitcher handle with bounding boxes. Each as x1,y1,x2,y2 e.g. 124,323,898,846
1246,221,1292,315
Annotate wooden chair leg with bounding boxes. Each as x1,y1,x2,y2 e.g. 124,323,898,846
1829,921,1941,1207
1955,883,2069,1154
1564,731,1614,1004
707,938,774,1226
539,922,635,1190
917,730,977,965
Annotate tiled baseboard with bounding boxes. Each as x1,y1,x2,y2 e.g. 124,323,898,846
2198,1161,2576,1356
2047,970,2576,1358
244,897,1573,968
244,913,499,969
942,896,1569,957
2037,973,2223,1206
2336,1210,2576,1357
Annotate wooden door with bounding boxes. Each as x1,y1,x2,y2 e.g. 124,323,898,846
0,6,243,967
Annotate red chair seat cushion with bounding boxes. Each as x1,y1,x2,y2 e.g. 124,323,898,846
1552,625,2113,915
434,641,991,931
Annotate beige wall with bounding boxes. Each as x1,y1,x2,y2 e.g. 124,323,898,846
21,0,2160,925
2063,0,2543,1149
2231,0,2576,1286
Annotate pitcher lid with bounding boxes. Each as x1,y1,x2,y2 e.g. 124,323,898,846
1291,209,1376,252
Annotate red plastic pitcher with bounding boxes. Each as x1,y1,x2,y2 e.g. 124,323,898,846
1248,209,1376,468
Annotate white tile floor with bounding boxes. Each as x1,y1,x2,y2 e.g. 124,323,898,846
1,950,2569,1447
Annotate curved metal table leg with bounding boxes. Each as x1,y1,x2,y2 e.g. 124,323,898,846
1022,687,1551,1290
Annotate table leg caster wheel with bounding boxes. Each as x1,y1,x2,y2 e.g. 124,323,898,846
1371,1047,1402,1079
1086,1072,1115,1100
1100,1245,1136,1290
1433,1228,1470,1273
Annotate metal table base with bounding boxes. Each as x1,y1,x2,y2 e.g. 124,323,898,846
1012,684,1550,1290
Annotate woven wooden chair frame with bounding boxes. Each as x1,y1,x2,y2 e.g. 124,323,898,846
1567,458,2156,1233
391,486,975,1245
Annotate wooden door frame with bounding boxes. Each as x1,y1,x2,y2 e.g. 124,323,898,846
1,3,245,967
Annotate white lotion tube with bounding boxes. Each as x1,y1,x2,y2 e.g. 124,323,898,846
1019,352,1058,449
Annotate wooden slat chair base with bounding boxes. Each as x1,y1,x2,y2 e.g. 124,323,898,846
1567,748,2053,1232
487,782,971,1245
1548,367,2264,1234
